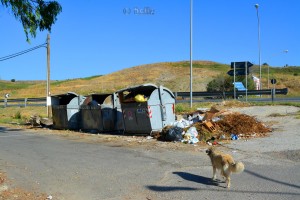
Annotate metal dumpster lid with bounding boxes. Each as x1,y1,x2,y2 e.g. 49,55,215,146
51,92,79,98
116,83,174,98
116,83,158,93
51,92,80,105
84,93,113,104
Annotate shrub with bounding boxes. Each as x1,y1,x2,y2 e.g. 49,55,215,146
206,75,255,92
175,104,186,113
13,111,22,119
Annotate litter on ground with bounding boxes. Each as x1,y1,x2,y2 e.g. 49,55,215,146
158,106,271,144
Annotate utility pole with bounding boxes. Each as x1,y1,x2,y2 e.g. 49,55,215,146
47,34,51,117
189,0,193,108
255,4,262,91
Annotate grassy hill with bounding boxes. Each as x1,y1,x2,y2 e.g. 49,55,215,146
1,61,299,98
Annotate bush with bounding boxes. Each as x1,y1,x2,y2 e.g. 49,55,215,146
11,79,16,82
175,104,186,113
13,111,22,119
206,75,255,92
206,75,233,92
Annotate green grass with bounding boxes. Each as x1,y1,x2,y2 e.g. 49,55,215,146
13,111,22,119
296,111,300,119
51,75,103,86
80,75,103,80
170,61,228,72
175,102,215,114
268,113,286,117
0,107,47,125
0,81,34,90
249,101,300,107
272,66,300,74
268,110,300,119
51,79,73,86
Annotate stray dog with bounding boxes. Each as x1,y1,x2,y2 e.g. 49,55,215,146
206,147,244,188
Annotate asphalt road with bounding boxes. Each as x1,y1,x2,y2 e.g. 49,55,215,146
0,106,300,200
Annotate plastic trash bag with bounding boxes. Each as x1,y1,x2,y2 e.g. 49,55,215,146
186,126,198,138
231,133,239,140
175,122,185,128
182,127,199,144
134,94,147,102
165,127,183,141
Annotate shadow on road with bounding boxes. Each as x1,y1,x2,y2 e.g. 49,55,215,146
146,172,223,192
146,185,300,196
146,185,198,192
172,171,222,186
0,126,23,133
245,169,300,189
146,171,300,196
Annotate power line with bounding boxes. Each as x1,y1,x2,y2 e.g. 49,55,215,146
0,43,47,62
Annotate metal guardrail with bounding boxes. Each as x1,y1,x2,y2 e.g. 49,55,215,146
175,88,288,99
0,88,288,107
0,97,46,107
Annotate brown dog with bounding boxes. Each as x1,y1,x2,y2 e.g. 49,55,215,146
206,147,244,188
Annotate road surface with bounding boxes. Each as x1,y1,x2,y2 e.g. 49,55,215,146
0,106,299,200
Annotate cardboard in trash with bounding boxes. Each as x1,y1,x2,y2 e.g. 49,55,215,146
202,106,221,121
204,121,216,132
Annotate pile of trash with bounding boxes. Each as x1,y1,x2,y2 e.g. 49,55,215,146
28,115,53,128
158,106,271,145
215,112,271,137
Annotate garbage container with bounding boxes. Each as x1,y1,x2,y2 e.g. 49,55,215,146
80,93,124,133
51,92,86,130
117,83,175,134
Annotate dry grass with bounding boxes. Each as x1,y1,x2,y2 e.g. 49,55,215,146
0,61,224,98
1,61,299,98
0,107,47,124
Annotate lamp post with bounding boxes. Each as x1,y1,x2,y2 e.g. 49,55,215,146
47,34,51,117
284,50,289,68
190,0,193,108
255,4,262,90
267,59,270,89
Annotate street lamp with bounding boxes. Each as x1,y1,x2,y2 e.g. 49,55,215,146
255,4,262,90
284,50,289,67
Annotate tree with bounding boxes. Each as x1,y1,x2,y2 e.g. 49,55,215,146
1,0,62,42
206,75,255,92
206,75,233,92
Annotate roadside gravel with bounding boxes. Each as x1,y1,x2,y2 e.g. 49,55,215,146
223,105,300,165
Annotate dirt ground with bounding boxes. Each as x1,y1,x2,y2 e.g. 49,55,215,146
0,105,299,199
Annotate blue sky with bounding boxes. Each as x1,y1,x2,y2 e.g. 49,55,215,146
0,0,299,81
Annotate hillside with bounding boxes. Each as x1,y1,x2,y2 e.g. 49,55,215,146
0,61,299,98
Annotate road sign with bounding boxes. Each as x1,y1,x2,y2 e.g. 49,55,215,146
271,79,277,84
231,61,253,69
227,69,249,76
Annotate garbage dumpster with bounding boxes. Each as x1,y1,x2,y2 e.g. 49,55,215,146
80,93,124,133
51,92,86,130
117,83,175,134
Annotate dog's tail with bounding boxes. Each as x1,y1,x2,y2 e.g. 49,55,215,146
231,162,245,173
